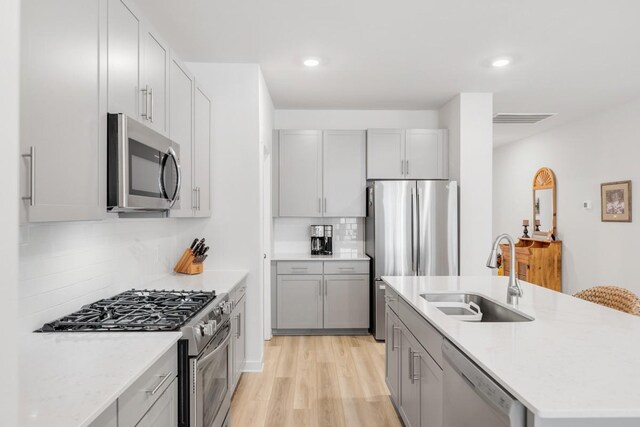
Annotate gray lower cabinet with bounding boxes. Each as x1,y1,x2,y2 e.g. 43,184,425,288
385,306,401,405
323,275,369,328
277,275,323,329
231,294,246,392
386,288,443,427
135,379,178,427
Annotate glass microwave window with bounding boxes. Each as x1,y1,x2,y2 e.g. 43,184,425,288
129,138,162,198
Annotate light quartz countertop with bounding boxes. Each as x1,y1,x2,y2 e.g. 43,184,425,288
382,275,640,420
19,269,248,427
272,253,370,261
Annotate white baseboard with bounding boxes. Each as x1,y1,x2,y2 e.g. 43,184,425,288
242,360,264,372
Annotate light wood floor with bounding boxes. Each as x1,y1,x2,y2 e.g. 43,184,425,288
230,335,403,427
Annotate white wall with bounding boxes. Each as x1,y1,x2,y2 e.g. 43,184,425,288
1,0,20,421
273,218,365,255
439,93,493,275
494,97,640,296
186,62,265,370
275,109,439,130
258,69,275,341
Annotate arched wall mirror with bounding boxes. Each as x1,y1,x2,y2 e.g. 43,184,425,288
532,167,557,240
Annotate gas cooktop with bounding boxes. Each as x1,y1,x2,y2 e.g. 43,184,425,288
39,289,217,332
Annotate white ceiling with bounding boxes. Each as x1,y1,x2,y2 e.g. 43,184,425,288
133,0,640,145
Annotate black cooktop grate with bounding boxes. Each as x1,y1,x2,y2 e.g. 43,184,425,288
39,289,216,332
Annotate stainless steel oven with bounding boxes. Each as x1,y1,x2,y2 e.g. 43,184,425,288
190,320,232,427
107,113,181,212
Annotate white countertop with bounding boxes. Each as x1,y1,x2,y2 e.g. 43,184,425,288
19,269,248,426
382,276,640,419
20,332,181,427
272,252,370,261
147,269,248,294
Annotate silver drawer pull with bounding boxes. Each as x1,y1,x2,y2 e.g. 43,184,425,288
338,267,355,270
291,267,308,270
145,372,172,396
22,147,35,206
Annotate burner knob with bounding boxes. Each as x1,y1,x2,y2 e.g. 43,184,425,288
195,322,206,336
202,319,217,336
221,302,232,314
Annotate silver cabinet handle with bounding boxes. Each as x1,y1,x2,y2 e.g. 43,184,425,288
196,187,200,210
192,188,196,210
141,85,150,120
412,352,421,383
145,372,173,395
234,315,239,338
406,160,409,175
291,267,308,271
149,87,154,123
408,348,414,382
238,312,242,338
22,147,35,206
391,325,400,350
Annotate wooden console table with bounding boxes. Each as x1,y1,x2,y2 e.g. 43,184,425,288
501,238,562,292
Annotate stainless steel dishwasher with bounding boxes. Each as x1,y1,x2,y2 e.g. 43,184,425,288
443,340,526,427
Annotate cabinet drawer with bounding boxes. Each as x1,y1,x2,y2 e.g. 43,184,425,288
398,298,443,368
118,344,177,427
323,261,369,275
385,285,400,314
277,261,323,275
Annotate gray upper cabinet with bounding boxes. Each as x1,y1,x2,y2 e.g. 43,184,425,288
278,130,323,217
107,0,140,118
20,0,107,222
323,130,366,217
140,23,169,135
276,275,323,329
405,129,448,180
169,54,194,217
366,129,405,179
367,129,448,180
193,84,212,217
323,275,369,328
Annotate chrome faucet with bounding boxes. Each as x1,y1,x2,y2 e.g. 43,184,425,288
486,233,523,305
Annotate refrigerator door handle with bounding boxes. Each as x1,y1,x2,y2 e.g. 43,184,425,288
411,186,418,274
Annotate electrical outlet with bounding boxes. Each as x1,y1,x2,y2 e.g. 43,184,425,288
583,200,592,210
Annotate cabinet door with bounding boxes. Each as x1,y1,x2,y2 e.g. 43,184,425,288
21,0,106,222
366,129,405,179
107,0,140,118
232,296,246,391
193,84,211,217
420,351,443,427
276,275,323,329
168,54,194,217
323,275,369,329
140,24,169,134
135,378,177,427
323,130,366,217
385,306,401,406
400,329,420,427
278,130,323,217
405,129,448,180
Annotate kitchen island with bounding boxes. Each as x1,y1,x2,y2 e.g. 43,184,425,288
383,275,640,427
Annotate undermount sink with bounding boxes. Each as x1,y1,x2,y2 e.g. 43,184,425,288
421,292,534,322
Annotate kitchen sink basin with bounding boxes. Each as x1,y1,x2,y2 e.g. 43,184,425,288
421,292,534,322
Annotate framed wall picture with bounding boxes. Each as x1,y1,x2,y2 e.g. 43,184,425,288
601,180,632,222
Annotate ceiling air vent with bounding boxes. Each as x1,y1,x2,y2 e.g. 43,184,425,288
493,113,556,124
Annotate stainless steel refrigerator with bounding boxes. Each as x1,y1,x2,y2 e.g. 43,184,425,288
366,180,458,340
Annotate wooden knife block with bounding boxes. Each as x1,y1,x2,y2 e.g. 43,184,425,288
174,248,204,275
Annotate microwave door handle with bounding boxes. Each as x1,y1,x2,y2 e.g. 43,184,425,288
164,147,181,208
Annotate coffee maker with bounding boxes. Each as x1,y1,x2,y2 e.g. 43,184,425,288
310,225,333,255
310,225,325,255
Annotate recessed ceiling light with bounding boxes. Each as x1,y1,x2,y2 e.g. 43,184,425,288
491,57,511,68
303,58,320,67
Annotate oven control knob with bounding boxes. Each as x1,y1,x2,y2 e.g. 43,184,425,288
195,322,206,337
202,320,217,336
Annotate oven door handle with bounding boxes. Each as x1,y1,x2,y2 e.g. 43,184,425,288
197,328,231,365
161,147,181,208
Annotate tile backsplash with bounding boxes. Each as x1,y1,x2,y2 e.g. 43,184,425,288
19,218,200,334
272,217,365,255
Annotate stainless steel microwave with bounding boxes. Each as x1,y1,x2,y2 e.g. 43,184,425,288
107,113,181,212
